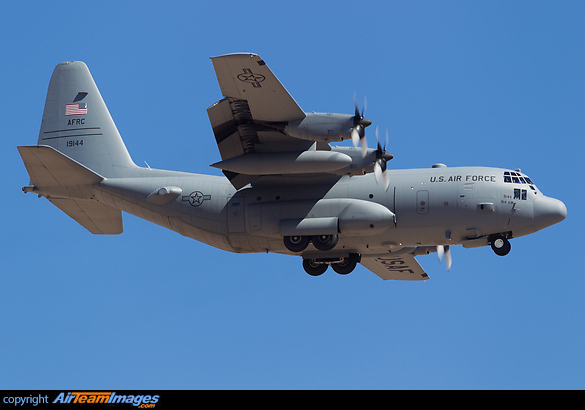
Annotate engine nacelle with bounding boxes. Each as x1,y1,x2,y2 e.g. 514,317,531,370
284,112,355,143
211,150,352,175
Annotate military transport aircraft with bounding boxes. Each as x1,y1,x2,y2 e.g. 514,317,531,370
18,53,567,280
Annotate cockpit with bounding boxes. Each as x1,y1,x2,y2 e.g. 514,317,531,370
503,171,535,186
503,170,538,199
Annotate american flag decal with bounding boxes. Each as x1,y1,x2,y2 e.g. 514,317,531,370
65,103,87,116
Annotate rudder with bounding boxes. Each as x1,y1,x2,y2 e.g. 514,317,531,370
37,61,136,177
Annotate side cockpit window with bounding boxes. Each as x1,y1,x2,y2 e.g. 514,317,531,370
514,188,528,200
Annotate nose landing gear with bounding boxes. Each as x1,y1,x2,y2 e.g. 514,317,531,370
490,234,511,256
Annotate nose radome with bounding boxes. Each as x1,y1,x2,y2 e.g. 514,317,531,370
534,196,567,231
557,199,568,221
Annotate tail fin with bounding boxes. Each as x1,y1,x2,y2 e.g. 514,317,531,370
37,61,136,177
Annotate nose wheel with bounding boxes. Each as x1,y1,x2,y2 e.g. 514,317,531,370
490,235,511,256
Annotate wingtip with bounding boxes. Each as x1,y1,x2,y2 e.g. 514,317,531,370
56,60,87,68
210,52,260,60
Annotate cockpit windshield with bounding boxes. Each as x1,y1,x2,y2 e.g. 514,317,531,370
503,171,537,193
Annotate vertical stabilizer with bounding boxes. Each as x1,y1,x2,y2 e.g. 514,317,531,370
37,61,136,177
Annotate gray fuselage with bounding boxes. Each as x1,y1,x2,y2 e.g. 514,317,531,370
91,164,563,257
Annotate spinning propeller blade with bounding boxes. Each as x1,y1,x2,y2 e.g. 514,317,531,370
437,245,452,271
351,95,371,157
373,127,393,191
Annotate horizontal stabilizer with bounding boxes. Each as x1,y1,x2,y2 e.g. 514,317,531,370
48,198,123,235
18,145,123,235
18,145,103,187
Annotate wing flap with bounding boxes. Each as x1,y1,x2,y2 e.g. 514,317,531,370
207,98,250,160
207,97,313,161
360,253,429,281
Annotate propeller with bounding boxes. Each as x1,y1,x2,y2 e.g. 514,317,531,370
351,95,372,157
373,127,393,191
437,245,452,271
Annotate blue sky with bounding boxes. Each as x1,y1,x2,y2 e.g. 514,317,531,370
1,1,583,389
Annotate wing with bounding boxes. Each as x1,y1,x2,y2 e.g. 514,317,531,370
208,53,316,188
360,253,430,281
210,53,305,122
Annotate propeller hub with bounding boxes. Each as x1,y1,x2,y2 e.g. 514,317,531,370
360,118,372,128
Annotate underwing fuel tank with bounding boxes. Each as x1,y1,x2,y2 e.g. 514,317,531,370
246,198,395,238
211,151,352,175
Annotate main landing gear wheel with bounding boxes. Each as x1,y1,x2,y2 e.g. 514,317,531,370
283,235,310,252
311,234,338,251
302,254,360,277
302,259,328,276
491,235,511,256
331,254,358,275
